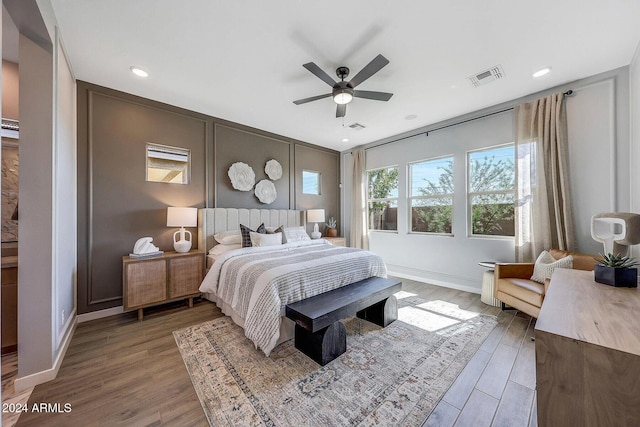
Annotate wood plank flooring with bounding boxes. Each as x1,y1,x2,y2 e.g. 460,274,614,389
4,279,538,426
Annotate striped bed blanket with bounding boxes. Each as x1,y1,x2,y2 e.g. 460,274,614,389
199,240,387,355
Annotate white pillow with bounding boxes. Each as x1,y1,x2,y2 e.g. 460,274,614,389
214,230,242,245
282,226,310,243
250,231,283,247
208,243,241,255
530,250,573,283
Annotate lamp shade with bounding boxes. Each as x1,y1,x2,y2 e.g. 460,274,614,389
307,209,325,223
167,207,197,227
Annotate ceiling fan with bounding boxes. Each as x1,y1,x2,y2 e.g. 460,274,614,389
293,54,393,118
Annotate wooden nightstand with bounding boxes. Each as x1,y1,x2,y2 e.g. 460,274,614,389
324,237,346,247
123,250,204,320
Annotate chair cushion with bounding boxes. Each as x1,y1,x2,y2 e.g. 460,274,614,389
531,250,573,283
497,278,545,308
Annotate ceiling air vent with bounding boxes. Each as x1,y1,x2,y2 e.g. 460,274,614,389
468,65,505,88
349,123,366,130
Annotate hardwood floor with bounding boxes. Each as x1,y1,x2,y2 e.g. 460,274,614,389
8,279,537,426
2,352,33,427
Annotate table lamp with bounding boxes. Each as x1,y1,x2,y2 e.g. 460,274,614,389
307,209,325,239
167,207,197,252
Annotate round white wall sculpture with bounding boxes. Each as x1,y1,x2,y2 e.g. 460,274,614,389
228,162,255,191
265,159,283,181
255,179,277,204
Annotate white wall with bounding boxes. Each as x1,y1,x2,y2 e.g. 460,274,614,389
18,31,54,378
13,0,77,390
343,68,631,292
631,41,640,259
53,27,77,349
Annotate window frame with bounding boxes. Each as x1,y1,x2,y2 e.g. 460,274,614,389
466,142,516,239
302,169,321,195
145,142,191,185
366,165,399,233
407,155,455,236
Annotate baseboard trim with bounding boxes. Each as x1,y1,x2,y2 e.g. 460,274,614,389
14,315,77,392
387,270,481,295
77,305,124,323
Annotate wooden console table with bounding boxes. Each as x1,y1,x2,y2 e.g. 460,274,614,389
123,250,204,320
535,268,640,426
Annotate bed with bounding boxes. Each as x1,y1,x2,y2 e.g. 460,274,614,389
197,208,387,356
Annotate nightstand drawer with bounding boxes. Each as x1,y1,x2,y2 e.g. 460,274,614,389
124,259,167,308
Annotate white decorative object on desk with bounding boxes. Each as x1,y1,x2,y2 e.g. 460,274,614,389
228,162,255,191
130,237,163,258
307,209,325,239
591,212,640,256
265,159,283,180
255,179,277,204
167,207,198,253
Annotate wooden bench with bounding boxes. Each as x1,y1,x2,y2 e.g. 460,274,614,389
285,277,402,365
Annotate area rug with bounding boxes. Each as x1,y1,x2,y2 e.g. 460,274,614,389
174,296,497,426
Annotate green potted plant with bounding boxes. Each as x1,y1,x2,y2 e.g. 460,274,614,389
593,253,639,288
325,217,338,237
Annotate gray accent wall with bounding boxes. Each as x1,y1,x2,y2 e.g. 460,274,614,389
215,124,291,209
294,144,340,235
77,81,340,314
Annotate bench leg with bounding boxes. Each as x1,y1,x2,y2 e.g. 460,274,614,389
356,295,398,327
294,321,347,366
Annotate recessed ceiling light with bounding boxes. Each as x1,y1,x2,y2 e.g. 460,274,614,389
405,114,418,120
532,67,551,78
341,138,349,142
130,66,148,77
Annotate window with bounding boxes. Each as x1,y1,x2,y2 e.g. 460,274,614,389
302,170,321,195
468,144,515,236
146,143,190,184
409,156,454,234
367,166,398,231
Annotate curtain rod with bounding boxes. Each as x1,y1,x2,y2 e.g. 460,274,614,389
355,89,574,153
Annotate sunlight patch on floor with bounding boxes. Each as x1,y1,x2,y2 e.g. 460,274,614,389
398,306,461,332
393,290,417,299
416,300,479,320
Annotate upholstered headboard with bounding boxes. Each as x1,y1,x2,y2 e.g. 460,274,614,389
198,208,305,253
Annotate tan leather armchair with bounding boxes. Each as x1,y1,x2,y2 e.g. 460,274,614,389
494,249,597,318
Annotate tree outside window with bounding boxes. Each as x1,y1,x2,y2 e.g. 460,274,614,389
367,167,398,231
409,157,454,234
468,145,515,236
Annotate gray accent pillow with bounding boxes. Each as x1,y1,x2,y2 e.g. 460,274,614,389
240,223,266,248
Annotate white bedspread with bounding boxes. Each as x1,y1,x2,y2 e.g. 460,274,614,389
199,240,387,355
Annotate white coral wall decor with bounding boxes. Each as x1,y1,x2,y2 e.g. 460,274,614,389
255,179,277,204
265,159,283,181
228,162,255,191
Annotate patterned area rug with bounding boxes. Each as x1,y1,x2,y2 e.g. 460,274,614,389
174,296,497,426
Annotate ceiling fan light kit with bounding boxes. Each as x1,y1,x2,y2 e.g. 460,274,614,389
294,54,393,118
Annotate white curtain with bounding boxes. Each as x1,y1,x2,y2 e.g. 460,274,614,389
515,93,576,262
350,148,369,249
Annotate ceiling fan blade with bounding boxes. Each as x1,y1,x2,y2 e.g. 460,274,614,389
336,104,346,118
293,93,332,105
348,54,390,88
353,90,393,101
303,62,337,87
